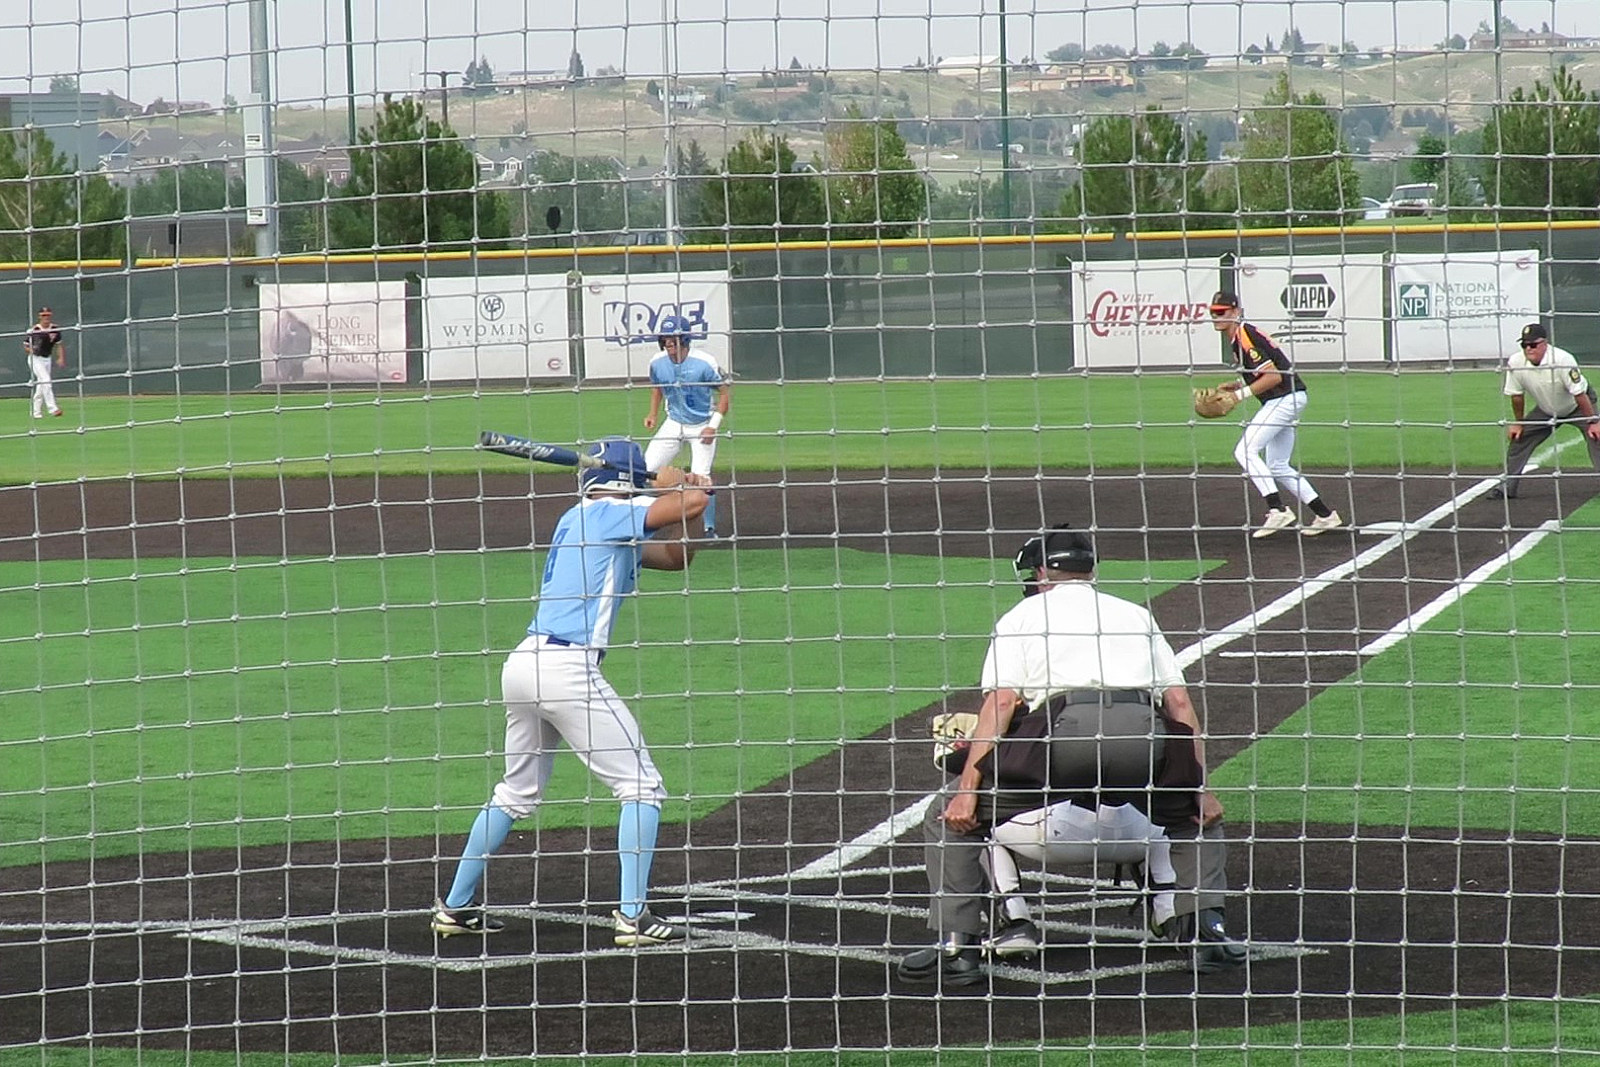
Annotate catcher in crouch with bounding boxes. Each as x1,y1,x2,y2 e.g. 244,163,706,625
1202,290,1342,538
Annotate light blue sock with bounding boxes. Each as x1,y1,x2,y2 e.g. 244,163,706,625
702,495,717,533
444,804,516,909
617,801,662,919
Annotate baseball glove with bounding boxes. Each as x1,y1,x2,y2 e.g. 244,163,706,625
1193,385,1241,419
931,711,979,775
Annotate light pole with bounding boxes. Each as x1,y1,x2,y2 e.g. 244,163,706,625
422,70,458,129
343,0,357,144
248,0,277,257
998,0,1013,230
661,0,679,243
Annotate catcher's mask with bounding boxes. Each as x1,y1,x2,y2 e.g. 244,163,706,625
1014,525,1096,596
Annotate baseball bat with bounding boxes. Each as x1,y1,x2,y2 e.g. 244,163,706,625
478,431,659,482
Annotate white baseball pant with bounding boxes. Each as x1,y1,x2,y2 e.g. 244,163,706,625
1235,391,1319,501
644,418,718,475
491,634,666,820
29,355,60,417
988,801,1177,927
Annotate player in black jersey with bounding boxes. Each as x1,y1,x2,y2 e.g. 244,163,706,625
1208,291,1342,538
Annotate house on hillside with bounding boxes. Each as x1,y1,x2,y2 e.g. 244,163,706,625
1468,29,1597,51
278,137,352,185
495,70,569,89
475,148,528,186
1043,60,1133,88
935,55,999,79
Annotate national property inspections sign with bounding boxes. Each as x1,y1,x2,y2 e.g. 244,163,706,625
1391,251,1541,363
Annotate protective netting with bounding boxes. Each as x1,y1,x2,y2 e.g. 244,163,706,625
3,1,1599,1064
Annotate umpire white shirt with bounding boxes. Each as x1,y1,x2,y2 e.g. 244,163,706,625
979,582,1186,710
1504,344,1591,418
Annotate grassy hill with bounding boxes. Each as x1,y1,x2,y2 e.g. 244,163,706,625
106,48,1600,185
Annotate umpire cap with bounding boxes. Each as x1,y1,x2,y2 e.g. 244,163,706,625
1015,525,1096,596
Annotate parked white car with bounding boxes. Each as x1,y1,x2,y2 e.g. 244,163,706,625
1360,196,1391,220
1388,183,1439,216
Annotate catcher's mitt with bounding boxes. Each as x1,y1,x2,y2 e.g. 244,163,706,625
931,711,979,775
1193,385,1241,419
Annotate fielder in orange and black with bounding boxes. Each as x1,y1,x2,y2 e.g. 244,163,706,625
1208,290,1343,538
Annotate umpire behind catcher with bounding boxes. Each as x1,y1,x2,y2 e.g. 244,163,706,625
897,526,1247,987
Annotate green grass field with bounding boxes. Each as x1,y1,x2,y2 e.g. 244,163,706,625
8,370,1511,485
19,998,1600,1066
0,549,1209,868
7,370,1596,1064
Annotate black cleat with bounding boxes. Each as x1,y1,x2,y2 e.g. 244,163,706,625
430,899,506,937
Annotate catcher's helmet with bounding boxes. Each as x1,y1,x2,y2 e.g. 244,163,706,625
579,437,652,496
1014,525,1096,595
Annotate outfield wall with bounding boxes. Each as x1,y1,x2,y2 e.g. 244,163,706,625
1,226,1596,395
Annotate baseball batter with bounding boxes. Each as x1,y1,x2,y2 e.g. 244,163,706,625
1208,290,1342,538
24,306,67,419
643,315,730,536
432,438,712,945
1487,322,1600,500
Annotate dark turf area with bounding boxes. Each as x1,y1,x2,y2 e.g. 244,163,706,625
3,467,1597,1058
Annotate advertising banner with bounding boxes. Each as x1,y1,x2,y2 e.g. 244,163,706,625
1391,250,1541,362
422,274,571,381
259,281,407,385
1232,254,1387,365
1071,260,1219,369
580,270,732,380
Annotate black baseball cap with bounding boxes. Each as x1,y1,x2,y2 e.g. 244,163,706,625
1209,290,1241,311
1519,323,1548,345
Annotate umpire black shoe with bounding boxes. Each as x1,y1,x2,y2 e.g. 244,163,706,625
1192,908,1249,973
430,898,506,937
1153,907,1248,973
1486,487,1507,501
897,939,987,987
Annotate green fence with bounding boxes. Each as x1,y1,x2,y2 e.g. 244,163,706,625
3,225,1598,395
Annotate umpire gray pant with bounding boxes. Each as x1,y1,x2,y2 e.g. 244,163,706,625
921,793,1232,938
1501,391,1600,498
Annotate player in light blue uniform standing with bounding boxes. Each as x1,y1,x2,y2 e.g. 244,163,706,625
644,315,731,536
432,438,712,945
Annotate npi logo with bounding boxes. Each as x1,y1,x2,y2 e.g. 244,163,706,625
479,294,506,321
1397,282,1432,319
1280,274,1337,319
602,300,710,345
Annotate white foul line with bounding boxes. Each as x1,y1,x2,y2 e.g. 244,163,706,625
1359,520,1559,657
789,794,937,880
790,465,1567,879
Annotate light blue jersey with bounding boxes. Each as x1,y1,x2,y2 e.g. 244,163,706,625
648,349,724,425
529,496,656,648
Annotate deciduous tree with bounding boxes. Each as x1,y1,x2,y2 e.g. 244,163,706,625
0,129,125,261
1236,71,1361,226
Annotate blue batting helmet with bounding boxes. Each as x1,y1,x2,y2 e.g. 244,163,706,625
656,314,693,343
579,437,652,496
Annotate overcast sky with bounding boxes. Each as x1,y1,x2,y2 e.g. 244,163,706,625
4,0,1598,107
